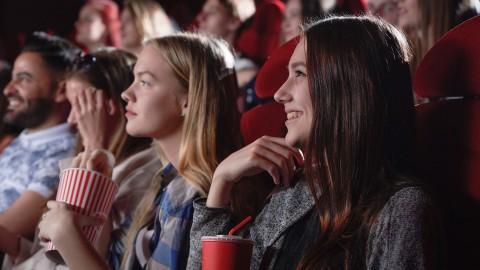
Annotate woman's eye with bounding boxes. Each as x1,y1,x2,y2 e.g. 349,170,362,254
140,80,149,87
295,70,306,77
17,75,30,83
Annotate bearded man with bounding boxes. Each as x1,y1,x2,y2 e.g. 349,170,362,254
0,32,79,241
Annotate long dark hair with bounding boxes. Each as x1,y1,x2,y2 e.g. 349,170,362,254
299,16,415,269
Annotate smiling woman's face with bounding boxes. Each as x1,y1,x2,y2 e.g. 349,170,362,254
274,39,312,148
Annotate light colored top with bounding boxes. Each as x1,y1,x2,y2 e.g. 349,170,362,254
2,147,163,270
0,123,77,212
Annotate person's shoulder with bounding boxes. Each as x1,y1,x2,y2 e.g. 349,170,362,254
387,186,433,211
376,185,437,229
163,175,200,211
367,186,444,269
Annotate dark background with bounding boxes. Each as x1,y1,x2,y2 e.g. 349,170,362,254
0,0,205,64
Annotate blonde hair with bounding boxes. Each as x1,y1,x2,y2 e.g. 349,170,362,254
122,33,241,267
123,0,174,42
404,0,453,75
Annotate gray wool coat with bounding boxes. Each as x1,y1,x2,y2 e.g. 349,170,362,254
187,177,444,270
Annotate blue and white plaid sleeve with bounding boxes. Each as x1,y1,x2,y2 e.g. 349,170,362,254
146,177,199,270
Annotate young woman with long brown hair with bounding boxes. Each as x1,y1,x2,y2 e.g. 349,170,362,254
189,15,444,269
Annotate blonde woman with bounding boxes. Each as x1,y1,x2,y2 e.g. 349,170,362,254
37,33,242,270
120,0,174,55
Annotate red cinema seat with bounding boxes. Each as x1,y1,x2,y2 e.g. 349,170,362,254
414,16,480,270
236,0,285,66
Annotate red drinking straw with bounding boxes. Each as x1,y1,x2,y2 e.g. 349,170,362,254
228,216,252,236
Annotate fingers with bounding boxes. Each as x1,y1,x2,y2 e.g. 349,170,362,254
38,201,67,243
86,149,113,176
85,87,94,111
70,153,83,168
252,137,302,186
67,109,76,125
264,136,304,165
86,149,107,171
76,89,88,113
69,150,114,175
37,200,103,244
75,87,105,115
107,98,117,116
252,143,292,186
95,89,105,111
46,201,70,211
79,151,87,169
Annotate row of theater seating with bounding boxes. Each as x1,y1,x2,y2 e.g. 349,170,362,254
414,15,480,270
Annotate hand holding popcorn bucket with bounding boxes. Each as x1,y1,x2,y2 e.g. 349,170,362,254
45,151,118,264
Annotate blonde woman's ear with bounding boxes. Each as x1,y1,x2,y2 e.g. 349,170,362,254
180,96,188,117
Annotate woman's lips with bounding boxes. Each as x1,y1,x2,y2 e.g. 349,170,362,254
125,107,137,118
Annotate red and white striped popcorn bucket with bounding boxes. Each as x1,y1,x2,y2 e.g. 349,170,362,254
45,168,118,264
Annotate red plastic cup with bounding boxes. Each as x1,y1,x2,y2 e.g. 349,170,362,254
45,168,118,264
202,235,254,270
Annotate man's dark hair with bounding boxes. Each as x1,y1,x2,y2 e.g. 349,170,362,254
21,32,81,78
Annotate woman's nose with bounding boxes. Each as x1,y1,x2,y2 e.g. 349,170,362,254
274,79,292,104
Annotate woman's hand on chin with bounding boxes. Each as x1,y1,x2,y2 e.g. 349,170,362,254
207,136,303,208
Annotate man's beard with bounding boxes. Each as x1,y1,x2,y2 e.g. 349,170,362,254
3,97,54,129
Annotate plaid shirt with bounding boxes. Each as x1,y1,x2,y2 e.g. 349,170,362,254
127,164,199,270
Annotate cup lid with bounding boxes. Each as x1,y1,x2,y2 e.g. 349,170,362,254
201,235,254,244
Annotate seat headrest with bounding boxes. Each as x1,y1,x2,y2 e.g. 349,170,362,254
255,36,299,98
414,15,480,98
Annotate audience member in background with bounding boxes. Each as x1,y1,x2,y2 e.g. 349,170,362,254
367,0,398,25
120,0,174,56
0,59,15,266
396,0,454,76
0,32,79,247
75,0,122,52
188,15,443,269
37,33,244,270
1,48,161,270
453,0,479,25
281,0,324,43
197,0,257,91
0,60,21,154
